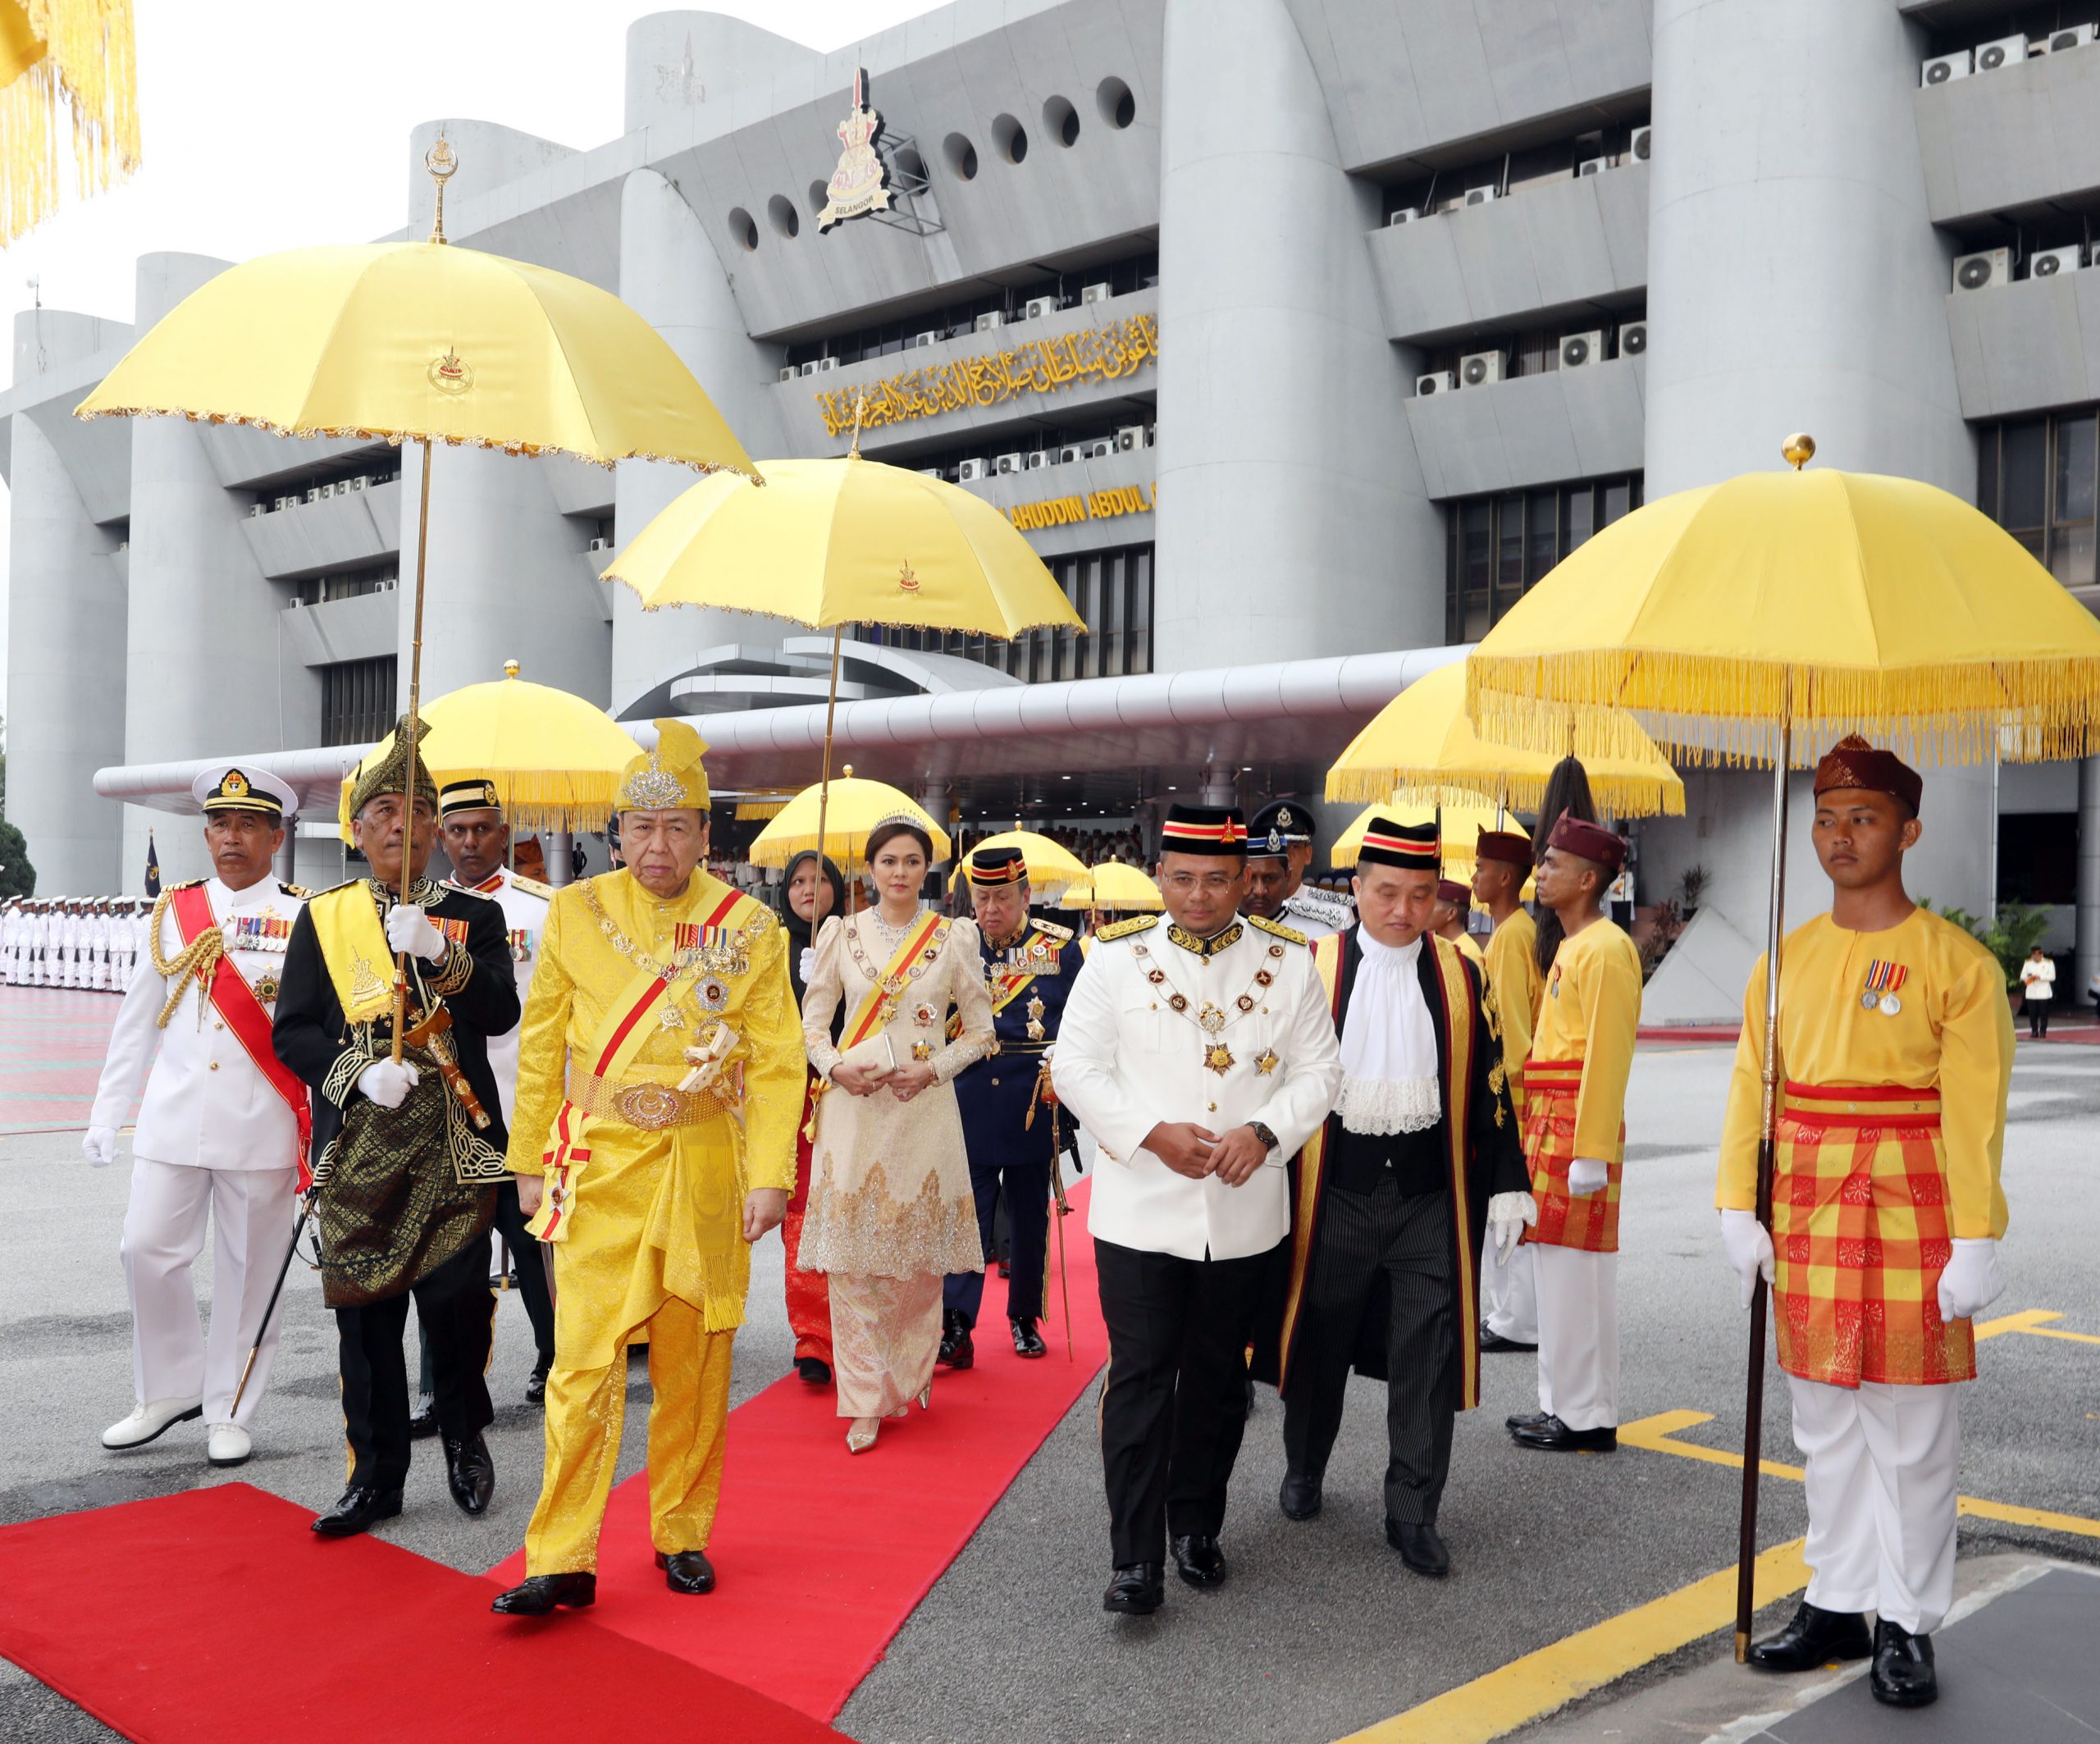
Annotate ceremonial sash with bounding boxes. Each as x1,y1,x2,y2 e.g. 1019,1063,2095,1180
528,890,742,1244
306,884,399,1025
170,886,314,1190
841,913,945,1048
1276,934,1349,1393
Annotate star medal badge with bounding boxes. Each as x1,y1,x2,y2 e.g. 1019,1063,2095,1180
1862,958,1907,1016
911,1041,933,1061
1203,1042,1235,1076
699,975,729,1013
1254,1048,1281,1076
1026,992,1047,1041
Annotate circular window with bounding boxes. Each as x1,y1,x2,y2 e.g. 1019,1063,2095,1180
728,207,758,251
807,179,829,215
943,131,979,180
1097,76,1135,130
1043,95,1079,148
992,114,1029,163
768,194,800,239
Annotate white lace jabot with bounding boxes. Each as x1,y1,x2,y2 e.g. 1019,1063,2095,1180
1335,930,1441,1136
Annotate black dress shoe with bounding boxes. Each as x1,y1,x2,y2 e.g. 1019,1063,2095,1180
796,1356,833,1386
1279,1472,1323,1521
1171,1533,1227,1588
1504,1410,1550,1432
1011,1317,1047,1358
1478,1326,1538,1353
491,1571,596,1616
525,1360,550,1407
1746,1600,1873,1673
1102,1563,1164,1614
655,1549,716,1595
1386,1518,1450,1578
407,1393,438,1440
442,1431,495,1516
1870,1619,1938,1707
1509,1414,1618,1453
937,1309,975,1371
311,1483,404,1537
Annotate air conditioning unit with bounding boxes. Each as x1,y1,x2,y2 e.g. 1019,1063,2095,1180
1952,247,2011,291
920,468,944,478
1025,450,1051,470
1387,207,1421,226
1459,350,1504,388
1974,34,2026,72
975,311,1006,333
957,458,990,482
287,596,303,609
1059,445,1082,464
379,578,397,591
349,474,368,491
1921,49,1972,84
1113,424,1146,453
1083,438,1114,459
248,503,265,518
322,482,340,499
275,496,294,511
798,362,820,377
1463,185,1500,207
1577,158,1609,177
2050,24,2098,50
1560,331,1604,369
1416,371,1457,396
587,536,611,552
304,487,321,504
2030,244,2084,279
815,356,839,372
1025,295,1061,322
912,331,940,349
994,452,1025,476
1618,320,1649,358
1628,126,1651,162
1080,281,1112,305
778,365,797,381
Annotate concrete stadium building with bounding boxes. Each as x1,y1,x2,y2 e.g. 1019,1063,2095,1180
7,0,2100,1018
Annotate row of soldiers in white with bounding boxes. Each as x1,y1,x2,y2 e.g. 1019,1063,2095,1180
2,897,156,988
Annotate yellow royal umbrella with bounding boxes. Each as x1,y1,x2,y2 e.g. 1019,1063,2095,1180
0,0,139,244
1329,662,1683,816
1057,861,1164,913
947,829,1089,897
1465,436,2100,1657
335,660,641,842
604,443,1084,877
747,767,952,874
1329,800,1532,901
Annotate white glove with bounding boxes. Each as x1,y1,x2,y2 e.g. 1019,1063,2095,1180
798,947,816,988
1719,1208,1775,1309
357,1059,422,1110
1487,1190,1537,1263
1567,1157,1609,1198
384,903,447,963
1937,1238,2006,1322
83,1125,116,1169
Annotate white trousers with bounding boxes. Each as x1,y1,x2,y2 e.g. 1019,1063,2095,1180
1481,1234,1539,1344
1533,1244,1618,1430
1791,1373,1961,1636
119,1157,299,1428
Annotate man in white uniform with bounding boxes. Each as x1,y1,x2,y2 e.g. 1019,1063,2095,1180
84,766,311,1468
1053,803,1343,1617
1,898,20,984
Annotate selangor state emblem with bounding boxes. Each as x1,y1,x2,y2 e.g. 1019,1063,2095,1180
818,68,893,231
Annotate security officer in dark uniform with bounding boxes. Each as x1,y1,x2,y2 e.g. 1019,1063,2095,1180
939,845,1084,1366
1244,801,1353,939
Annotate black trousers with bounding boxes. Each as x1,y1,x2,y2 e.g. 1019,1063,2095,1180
943,1154,1050,1327
1094,1235,1281,1567
2028,998,2050,1039
337,1231,495,1491
418,1180,555,1393
1281,1179,1459,1527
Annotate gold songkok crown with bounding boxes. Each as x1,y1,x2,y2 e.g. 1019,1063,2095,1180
617,719,710,812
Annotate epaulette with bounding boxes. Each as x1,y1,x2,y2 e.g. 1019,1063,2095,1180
1249,914,1308,946
1097,915,1159,943
445,883,500,904
280,883,311,899
1032,918,1075,941
313,877,364,897
509,873,554,899
167,879,207,893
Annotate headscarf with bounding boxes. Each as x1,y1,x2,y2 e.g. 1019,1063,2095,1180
782,848,846,1019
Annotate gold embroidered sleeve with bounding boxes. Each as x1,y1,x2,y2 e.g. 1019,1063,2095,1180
803,917,847,1080
322,1037,375,1110
427,938,474,996
930,922,995,1084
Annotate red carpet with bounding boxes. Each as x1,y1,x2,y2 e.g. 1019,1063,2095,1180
0,1483,840,1743
487,1181,1109,1721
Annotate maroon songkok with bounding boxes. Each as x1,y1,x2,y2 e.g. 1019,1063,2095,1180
1545,812,1627,876
1474,829,1532,870
1813,735,1923,816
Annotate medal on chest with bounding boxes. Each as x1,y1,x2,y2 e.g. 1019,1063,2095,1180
1135,938,1281,1076
1861,958,1908,1016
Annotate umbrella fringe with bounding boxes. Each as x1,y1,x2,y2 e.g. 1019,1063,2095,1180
1325,768,1687,817
623,595,1080,637
1468,651,2100,767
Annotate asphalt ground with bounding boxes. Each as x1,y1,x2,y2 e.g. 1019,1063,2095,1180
2,998,2096,1743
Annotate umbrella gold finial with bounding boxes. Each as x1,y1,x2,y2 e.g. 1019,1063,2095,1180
425,138,459,244
503,659,520,678
848,392,868,460
1782,432,1816,470
842,764,854,778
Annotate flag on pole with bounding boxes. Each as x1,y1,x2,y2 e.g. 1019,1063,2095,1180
144,829,159,897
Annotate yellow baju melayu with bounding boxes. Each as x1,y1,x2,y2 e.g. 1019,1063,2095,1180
507,728,802,1577
1483,906,1541,1120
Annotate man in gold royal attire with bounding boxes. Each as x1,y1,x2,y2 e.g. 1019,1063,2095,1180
491,722,803,1618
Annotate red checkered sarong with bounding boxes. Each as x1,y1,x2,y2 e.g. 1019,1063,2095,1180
1520,1060,1622,1254
1773,1081,1970,1389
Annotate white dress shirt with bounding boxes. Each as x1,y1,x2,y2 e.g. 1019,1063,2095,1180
441,865,549,1120
89,876,308,1172
1052,915,1343,1262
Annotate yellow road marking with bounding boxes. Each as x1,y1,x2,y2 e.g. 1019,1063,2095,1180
1975,1308,2100,1348
1335,1539,1810,1744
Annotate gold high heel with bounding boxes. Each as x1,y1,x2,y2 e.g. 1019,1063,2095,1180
846,1418,879,1454
918,1384,932,1409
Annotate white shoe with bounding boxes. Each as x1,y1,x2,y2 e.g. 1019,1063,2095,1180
102,1397,203,1450
206,1423,252,1468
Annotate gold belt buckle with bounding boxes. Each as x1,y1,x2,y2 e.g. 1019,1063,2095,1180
614,1081,683,1130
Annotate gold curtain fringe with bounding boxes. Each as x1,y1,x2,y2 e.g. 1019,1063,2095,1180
734,800,790,820
1323,767,1687,818
1467,650,2100,769
336,769,632,842
0,0,139,246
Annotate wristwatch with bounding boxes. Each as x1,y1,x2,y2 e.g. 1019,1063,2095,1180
1247,1121,1279,1153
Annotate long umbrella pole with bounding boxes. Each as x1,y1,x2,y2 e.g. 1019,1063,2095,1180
815,623,842,882
1733,685,1793,1660
390,437,436,1066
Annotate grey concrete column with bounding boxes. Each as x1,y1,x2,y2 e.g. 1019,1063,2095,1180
609,167,786,716
1150,0,1440,673
7,408,126,893
2078,757,2100,1007
546,828,574,889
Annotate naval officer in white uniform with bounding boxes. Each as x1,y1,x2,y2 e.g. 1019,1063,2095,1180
84,766,310,1468
1052,803,1342,1618
1244,800,1354,940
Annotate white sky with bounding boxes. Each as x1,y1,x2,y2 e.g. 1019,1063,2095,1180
0,0,940,713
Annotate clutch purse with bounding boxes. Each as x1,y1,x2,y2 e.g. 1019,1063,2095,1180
833,1030,898,1079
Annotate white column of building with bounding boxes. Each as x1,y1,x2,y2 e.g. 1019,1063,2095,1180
609,167,786,715
7,313,129,894
1639,2,1989,1020
2079,758,2100,1008
121,255,290,891
1150,0,1441,673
